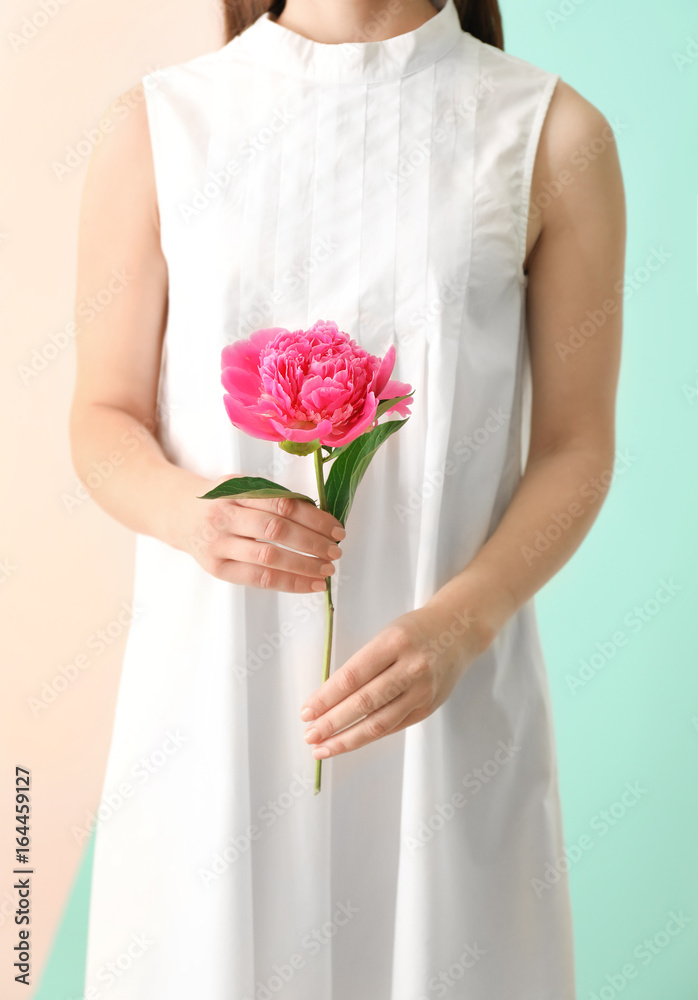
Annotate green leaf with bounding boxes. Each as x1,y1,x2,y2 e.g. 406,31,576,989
324,418,408,526
375,391,414,421
199,476,317,505
322,441,351,463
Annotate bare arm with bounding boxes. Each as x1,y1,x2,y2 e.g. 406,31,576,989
69,85,345,592
69,84,186,544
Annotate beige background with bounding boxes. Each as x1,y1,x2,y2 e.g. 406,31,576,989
0,2,221,993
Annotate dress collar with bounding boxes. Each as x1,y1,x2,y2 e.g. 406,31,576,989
229,0,464,85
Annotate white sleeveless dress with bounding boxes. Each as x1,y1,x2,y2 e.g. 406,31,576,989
84,1,577,996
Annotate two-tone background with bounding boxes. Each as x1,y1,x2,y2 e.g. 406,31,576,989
0,0,696,996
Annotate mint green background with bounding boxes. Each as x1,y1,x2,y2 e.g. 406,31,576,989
37,1,698,997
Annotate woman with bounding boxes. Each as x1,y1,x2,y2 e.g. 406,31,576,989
71,0,625,996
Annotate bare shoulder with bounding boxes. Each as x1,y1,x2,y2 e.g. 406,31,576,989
80,82,159,235
524,79,625,271
73,80,169,422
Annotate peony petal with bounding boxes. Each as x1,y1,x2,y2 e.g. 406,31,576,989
221,366,263,402
372,344,396,396
269,417,334,443
322,393,378,447
221,327,286,374
249,326,288,354
379,380,414,416
380,378,412,400
223,394,282,441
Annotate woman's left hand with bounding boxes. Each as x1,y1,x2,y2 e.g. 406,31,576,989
299,603,486,758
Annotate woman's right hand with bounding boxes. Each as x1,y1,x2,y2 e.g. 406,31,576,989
172,472,345,593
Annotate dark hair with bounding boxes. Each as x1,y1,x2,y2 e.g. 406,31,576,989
221,0,504,51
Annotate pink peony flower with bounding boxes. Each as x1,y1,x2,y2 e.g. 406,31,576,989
221,319,412,448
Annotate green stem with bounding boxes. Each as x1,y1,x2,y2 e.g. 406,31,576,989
313,447,334,795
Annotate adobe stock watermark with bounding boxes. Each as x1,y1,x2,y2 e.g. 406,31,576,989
545,0,594,30
394,406,510,523
565,578,681,694
178,102,297,221
415,941,487,999
422,609,477,666
8,0,74,53
588,910,692,1000
71,730,189,846
531,780,648,897
399,275,467,345
27,601,144,716
68,931,155,1000
61,403,173,513
52,70,166,181
199,769,315,887
0,558,17,584
233,236,338,338
556,244,673,362
370,608,478,719
234,573,352,682
680,369,698,404
345,0,404,43
672,34,698,71
385,72,500,192
528,117,629,222
403,737,520,855
18,267,135,385
240,900,359,1000
334,0,425,57
520,448,637,566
